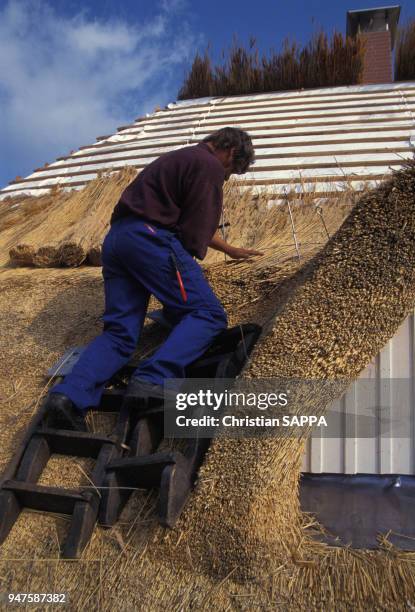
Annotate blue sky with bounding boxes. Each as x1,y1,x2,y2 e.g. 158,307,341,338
0,0,414,189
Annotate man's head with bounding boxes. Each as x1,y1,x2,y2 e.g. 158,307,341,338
203,127,255,180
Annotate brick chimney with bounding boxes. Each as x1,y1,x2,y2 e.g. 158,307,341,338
347,5,401,84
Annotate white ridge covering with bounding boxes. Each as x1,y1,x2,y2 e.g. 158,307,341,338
2,81,415,201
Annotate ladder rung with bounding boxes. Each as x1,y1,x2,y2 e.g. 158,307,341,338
37,428,117,457
107,452,186,489
3,480,91,515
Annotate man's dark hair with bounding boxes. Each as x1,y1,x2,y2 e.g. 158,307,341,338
203,127,255,174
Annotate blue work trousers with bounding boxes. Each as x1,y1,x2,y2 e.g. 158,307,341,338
53,216,227,411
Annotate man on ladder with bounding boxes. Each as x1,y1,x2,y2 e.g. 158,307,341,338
46,127,262,430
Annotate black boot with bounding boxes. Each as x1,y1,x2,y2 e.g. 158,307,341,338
122,378,179,413
125,378,165,400
45,392,87,431
124,378,181,400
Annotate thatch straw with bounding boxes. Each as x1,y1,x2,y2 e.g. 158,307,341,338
54,167,137,267
206,178,355,269
178,32,364,99
1,165,415,609
165,160,415,597
395,19,415,81
8,168,137,268
0,187,68,267
7,170,353,270
87,246,103,267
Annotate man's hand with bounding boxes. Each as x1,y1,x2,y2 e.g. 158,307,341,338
226,246,264,260
209,231,264,259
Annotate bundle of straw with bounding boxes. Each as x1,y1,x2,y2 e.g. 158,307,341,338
178,31,364,99
395,19,415,81
9,167,137,267
0,187,67,267
55,167,137,267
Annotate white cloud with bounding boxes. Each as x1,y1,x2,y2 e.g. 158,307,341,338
0,0,197,187
160,0,188,13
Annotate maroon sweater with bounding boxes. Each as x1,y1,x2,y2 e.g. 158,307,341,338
111,142,225,259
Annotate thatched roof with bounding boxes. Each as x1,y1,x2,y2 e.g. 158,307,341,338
1,85,415,609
